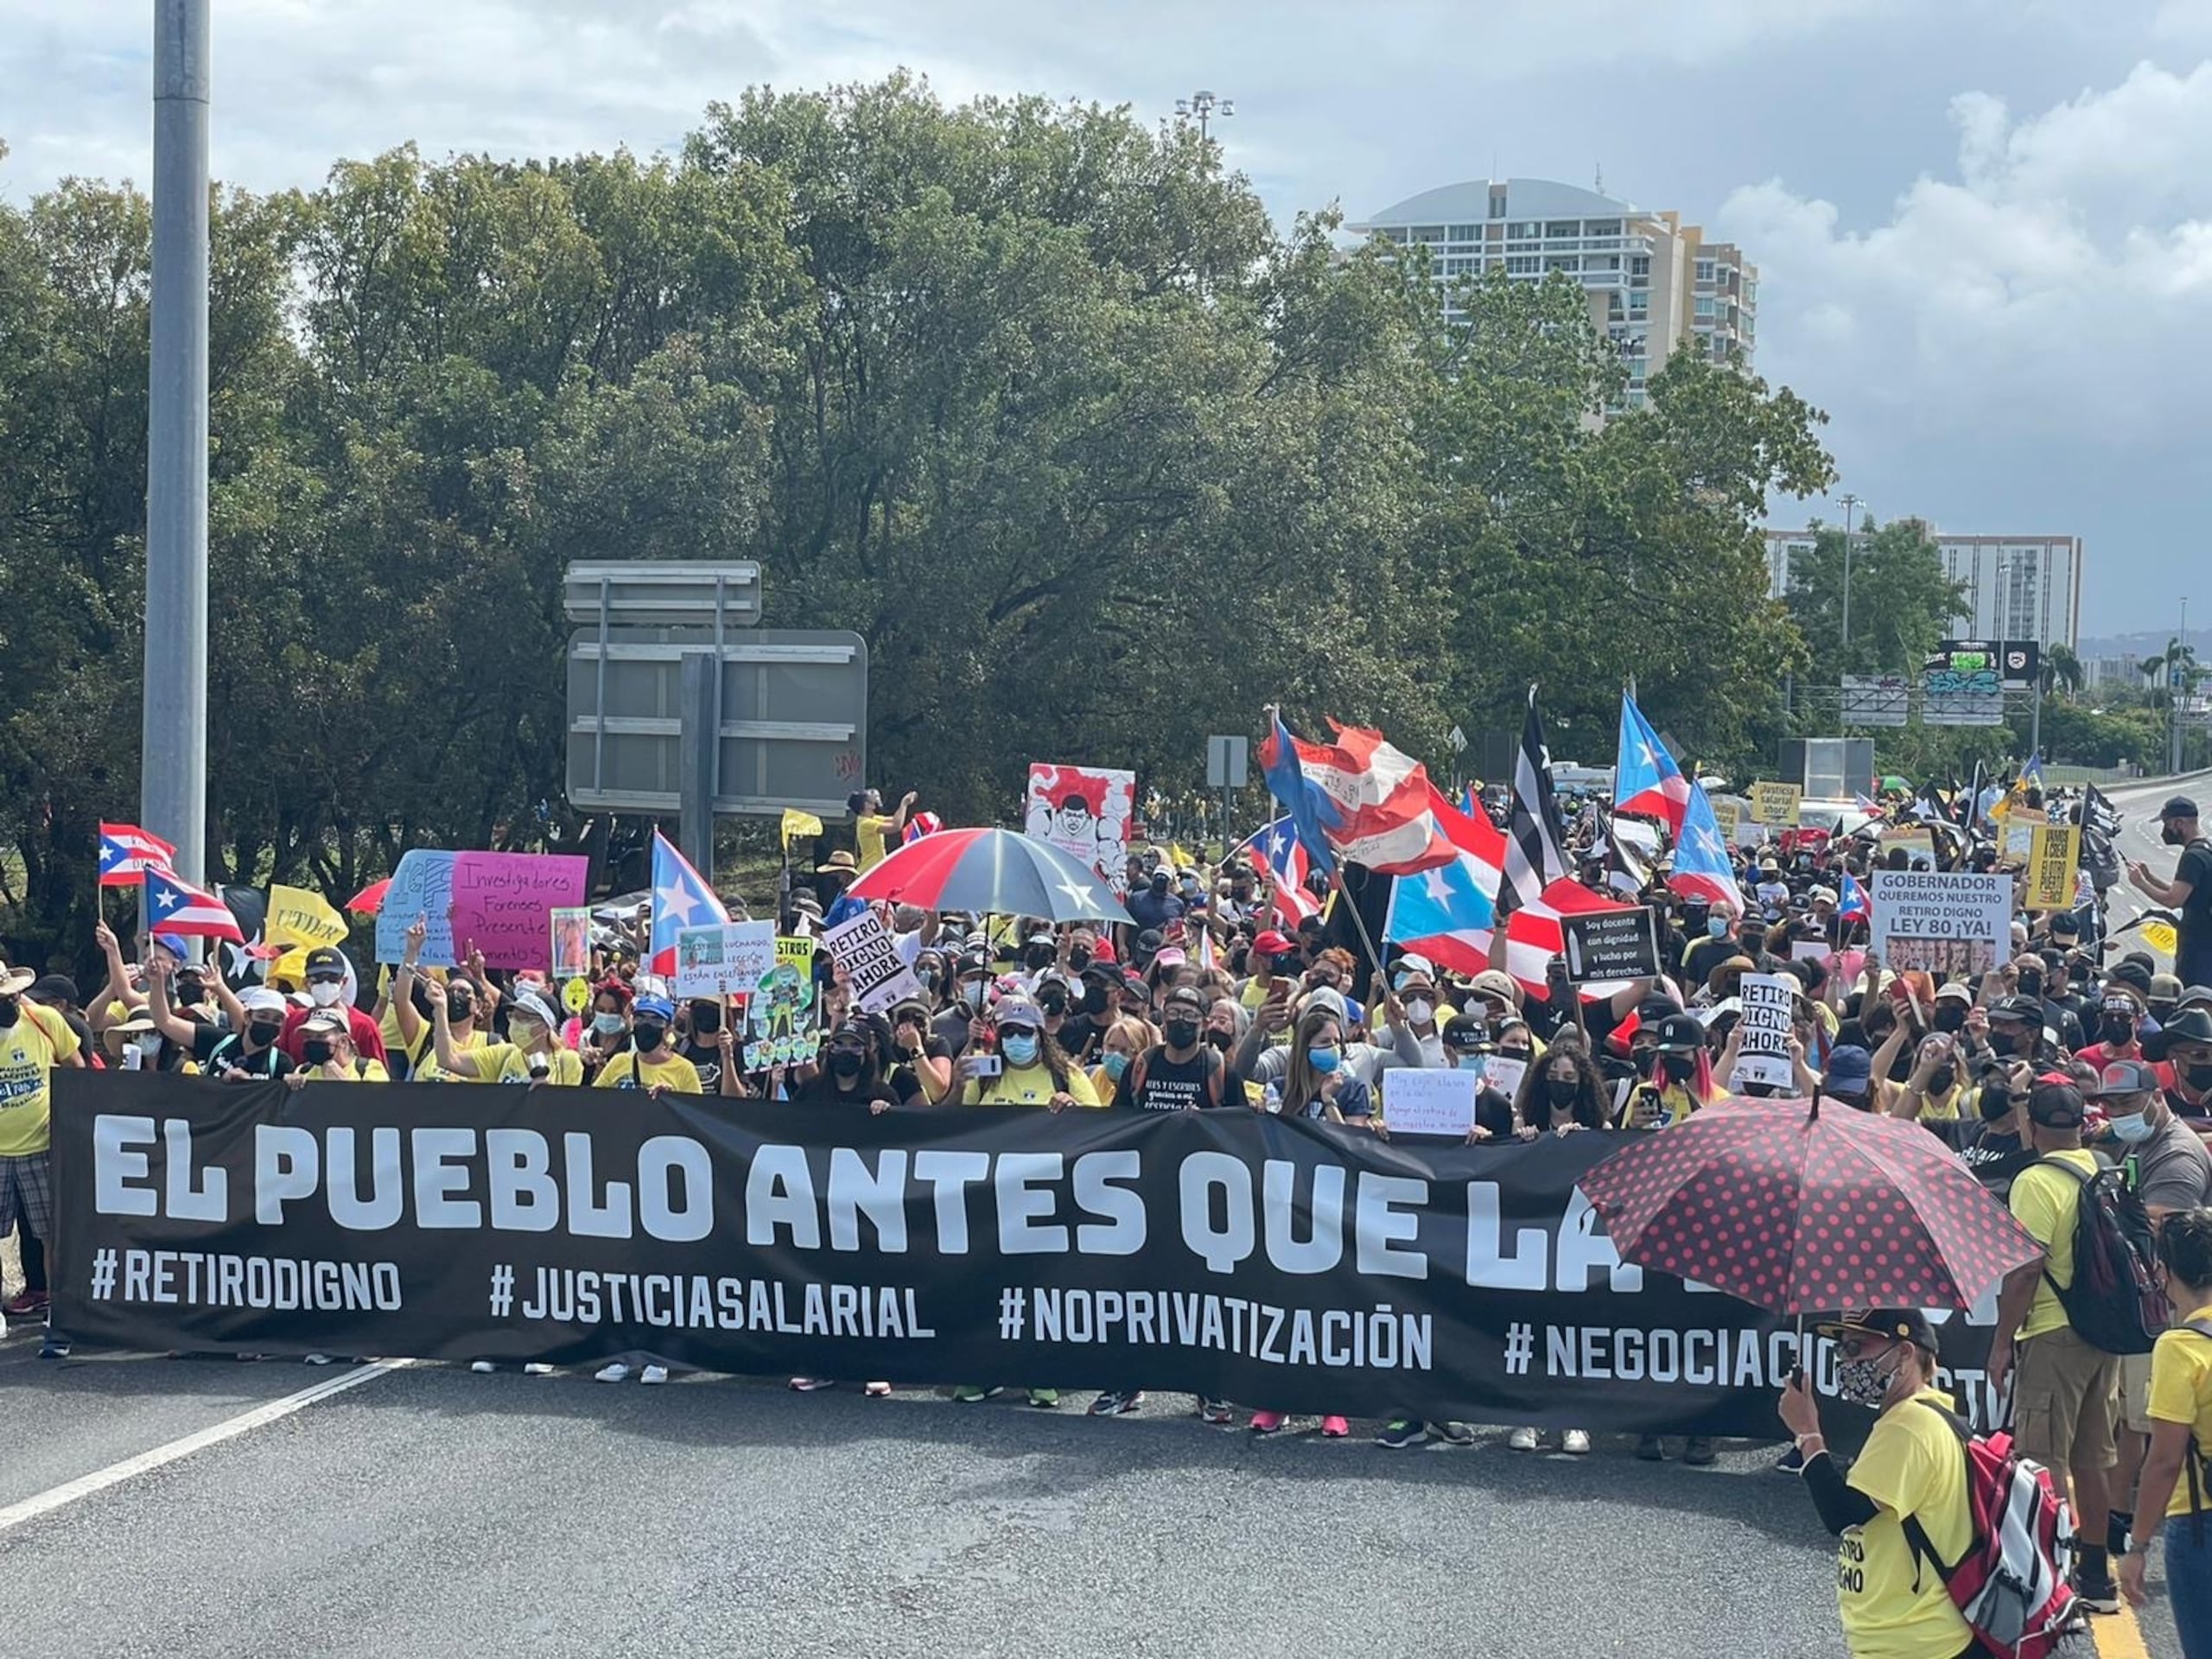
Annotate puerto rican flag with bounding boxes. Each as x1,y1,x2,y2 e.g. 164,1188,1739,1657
1262,715,1453,877
1838,870,1872,925
1612,694,1690,833
1667,780,1745,917
1239,817,1321,926
649,830,731,977
143,867,245,941
99,822,178,887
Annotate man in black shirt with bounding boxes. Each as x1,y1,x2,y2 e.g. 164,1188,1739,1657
1115,987,1227,1111
2129,796,2212,986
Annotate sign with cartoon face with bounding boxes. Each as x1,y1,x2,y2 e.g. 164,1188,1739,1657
1025,764,1135,895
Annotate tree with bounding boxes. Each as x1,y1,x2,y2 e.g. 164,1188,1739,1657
1783,516,1968,690
2040,643,2083,702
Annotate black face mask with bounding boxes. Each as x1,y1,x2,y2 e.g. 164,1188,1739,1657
1659,1054,1696,1084
1928,1065,1956,1093
1205,1029,1234,1052
1544,1077,1580,1109
828,1049,866,1078
690,1005,721,1037
448,996,474,1021
1632,1048,1657,1077
633,1023,666,1052
1988,1028,2024,1057
302,1039,334,1067
1980,1086,2015,1122
1024,945,1056,974
1038,988,1069,1017
1932,1005,1966,1033
0,995,16,1027
1068,947,1092,972
1163,1018,1200,1050
246,1019,283,1048
2185,1062,2212,1092
1151,875,1170,893
2099,1016,2135,1047
175,982,209,1009
1081,984,1110,1018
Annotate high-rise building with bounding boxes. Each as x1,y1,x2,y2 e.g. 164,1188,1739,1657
1347,178,1758,409
1763,528,2083,652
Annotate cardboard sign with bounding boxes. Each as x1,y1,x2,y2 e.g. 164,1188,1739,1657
1789,939,1830,962
1025,763,1136,896
2024,824,2081,912
1559,907,1660,983
745,962,817,1071
1749,782,1804,826
2001,805,2045,865
550,907,591,979
775,936,817,978
1712,799,1744,844
374,850,458,965
448,853,590,971
1482,1054,1528,1105
1880,825,1937,872
1735,973,1797,1090
1868,870,2012,977
822,909,925,1014
267,883,349,951
672,921,776,998
1381,1067,1478,1139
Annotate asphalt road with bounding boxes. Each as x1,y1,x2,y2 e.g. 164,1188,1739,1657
2098,770,2209,971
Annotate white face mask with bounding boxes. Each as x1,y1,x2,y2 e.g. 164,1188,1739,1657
132,1036,163,1067
1406,999,1434,1027
309,981,343,1007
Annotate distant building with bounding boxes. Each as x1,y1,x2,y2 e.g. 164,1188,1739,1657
1347,178,1756,410
2081,654,2156,690
1763,528,2082,653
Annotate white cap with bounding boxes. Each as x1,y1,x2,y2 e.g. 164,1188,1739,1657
239,987,288,1014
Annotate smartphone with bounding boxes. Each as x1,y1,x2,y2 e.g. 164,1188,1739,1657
968,1053,1002,1077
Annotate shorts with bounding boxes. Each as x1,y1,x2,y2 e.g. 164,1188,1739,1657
2013,1325,2119,1472
2120,1349,2155,1435
0,1151,54,1244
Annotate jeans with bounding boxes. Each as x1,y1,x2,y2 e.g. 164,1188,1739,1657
2171,1514,2212,1659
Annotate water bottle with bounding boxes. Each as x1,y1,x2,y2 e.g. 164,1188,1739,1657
1262,1079,1282,1116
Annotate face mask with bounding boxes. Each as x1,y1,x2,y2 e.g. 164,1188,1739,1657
1933,1005,1966,1033
1024,945,1056,974
1632,1048,1657,1077
1102,1051,1131,1082
2108,1110,2156,1144
1001,1033,1039,1066
1928,1066,1956,1094
1406,999,1434,1026
246,1019,283,1047
2017,972,2043,998
302,1039,334,1067
1082,984,1110,1017
2187,1062,2212,1091
0,995,16,1027
1988,1028,2024,1057
309,980,344,1007
1038,988,1069,1017
1455,1053,1484,1071
1707,917,1727,938
1151,875,1170,893
691,1006,721,1036
828,1049,866,1078
1163,1018,1200,1049
633,1023,666,1052
132,1037,164,1067
1980,1087,2015,1122
1069,947,1093,971
2099,1017,2135,1046
448,996,474,1022
1306,1046,1342,1075
1660,1054,1696,1084
592,1013,626,1036
961,982,988,1011
1205,1029,1234,1052
1837,1350,1902,1409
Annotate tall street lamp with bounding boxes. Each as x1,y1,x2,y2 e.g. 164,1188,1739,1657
1838,493,1862,656
1174,90,1234,145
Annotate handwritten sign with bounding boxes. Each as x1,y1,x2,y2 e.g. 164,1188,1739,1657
1869,870,2011,977
1482,1054,1528,1105
823,910,925,1014
1381,1067,1478,1138
1712,798,1744,844
673,921,777,998
1735,973,1797,1090
447,853,589,971
1749,782,1803,827
2025,824,2081,912
776,936,817,979
374,850,457,966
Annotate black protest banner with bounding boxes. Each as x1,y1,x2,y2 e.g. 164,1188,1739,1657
48,1072,2007,1432
1559,906,1660,983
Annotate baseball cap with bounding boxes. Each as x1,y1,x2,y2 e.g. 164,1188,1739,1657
2088,1059,2162,1100
304,946,346,980
1299,985,1351,1024
2148,972,2184,1006
1251,930,1293,957
632,993,676,1023
238,987,288,1014
954,950,991,978
1934,981,1974,1004
1815,1308,1941,1357
300,1009,347,1036
1440,1014,1489,1049
2027,1079,2087,1128
1154,946,1187,969
1823,1045,1873,1093
1470,969,1521,1007
1651,1013,1705,1052
507,988,561,1031
27,973,79,1007
2158,796,2200,821
994,994,1044,1032
889,995,931,1024
1988,995,2043,1024
1161,985,1206,1017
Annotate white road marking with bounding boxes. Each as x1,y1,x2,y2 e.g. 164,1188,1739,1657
0,1359,407,1535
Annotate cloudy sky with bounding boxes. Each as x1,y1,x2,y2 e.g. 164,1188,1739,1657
5,0,2208,643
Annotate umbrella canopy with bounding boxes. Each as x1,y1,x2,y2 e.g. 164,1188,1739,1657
346,878,391,914
848,827,1134,925
1575,1096,2042,1314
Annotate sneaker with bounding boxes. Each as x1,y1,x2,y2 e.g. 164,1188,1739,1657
1635,1434,1666,1461
1509,1426,1541,1452
594,1362,631,1383
1562,1429,1592,1455
1249,1410,1287,1434
1027,1389,1059,1408
1432,1421,1477,1447
1088,1389,1144,1417
2073,1571,2121,1616
1198,1398,1236,1426
2,1289,49,1318
38,1337,69,1359
788,1376,836,1392
303,1354,335,1366
1774,1445,1804,1473
469,1360,498,1375
1376,1419,1429,1450
950,1385,1001,1404
639,1364,669,1385
1320,1415,1351,1438
1682,1436,1718,1466
523,1363,556,1376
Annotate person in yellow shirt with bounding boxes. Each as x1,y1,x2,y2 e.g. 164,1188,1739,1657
846,788,917,871
1779,1309,1974,1659
283,1010,391,1084
1988,1077,2123,1612
387,918,491,1081
592,994,702,1095
434,987,583,1086
0,956,85,1323
2120,1205,2212,1643
954,995,1098,1109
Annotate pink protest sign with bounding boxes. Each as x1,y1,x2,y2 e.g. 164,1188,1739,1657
448,853,590,969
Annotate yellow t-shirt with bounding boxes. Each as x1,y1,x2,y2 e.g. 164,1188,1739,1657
1838,1389,1974,1659
2147,1307,2212,1519
303,1058,392,1083
855,814,898,871
963,1064,1103,1108
399,1021,486,1083
0,1001,77,1157
594,1050,703,1093
1910,1084,1969,1123
452,1044,586,1087
2008,1150,2098,1342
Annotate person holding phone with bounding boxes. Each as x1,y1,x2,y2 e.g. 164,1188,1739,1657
955,995,1096,1110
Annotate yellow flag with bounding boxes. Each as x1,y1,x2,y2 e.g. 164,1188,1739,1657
2143,918,2179,957
1168,842,1196,869
268,882,348,950
780,808,824,848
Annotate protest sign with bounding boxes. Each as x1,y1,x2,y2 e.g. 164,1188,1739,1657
1711,798,1744,844
60,1069,2026,1438
374,849,457,966
1868,870,2012,976
1025,764,1135,895
2025,824,2079,912
746,962,818,1071
1482,1055,1528,1104
823,909,925,1014
1880,824,1937,872
673,921,776,998
1382,1067,1478,1139
1749,782,1803,826
550,907,591,979
1559,907,1659,983
267,883,349,951
2000,805,2045,864
448,853,590,971
1734,974,1797,1090
1790,940,1830,963
775,936,817,978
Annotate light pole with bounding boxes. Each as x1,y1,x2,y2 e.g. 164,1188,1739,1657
1998,553,2042,762
1174,90,1234,146
1839,493,1861,657
2174,594,2192,775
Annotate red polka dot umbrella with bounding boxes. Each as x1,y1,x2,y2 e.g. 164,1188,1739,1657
1575,1096,2043,1314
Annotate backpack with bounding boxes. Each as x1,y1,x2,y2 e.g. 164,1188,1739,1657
1901,1402,2082,1659
2031,1156,2166,1355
